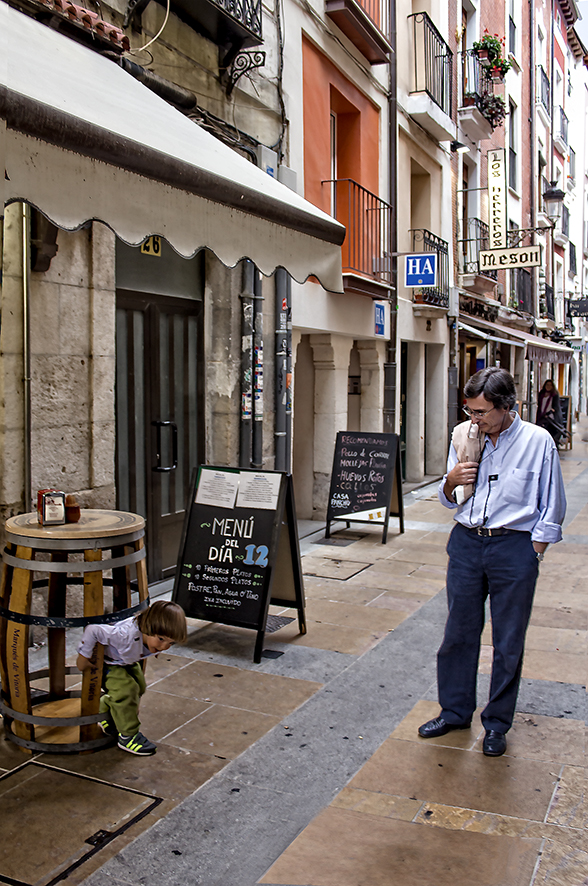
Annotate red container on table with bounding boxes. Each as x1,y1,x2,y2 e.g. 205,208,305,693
37,489,66,525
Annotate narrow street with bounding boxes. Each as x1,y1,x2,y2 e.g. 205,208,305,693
1,439,586,886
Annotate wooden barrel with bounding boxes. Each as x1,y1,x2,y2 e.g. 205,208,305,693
0,510,149,753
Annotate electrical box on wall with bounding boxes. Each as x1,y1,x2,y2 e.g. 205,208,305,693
255,145,278,178
278,165,298,193
449,286,459,318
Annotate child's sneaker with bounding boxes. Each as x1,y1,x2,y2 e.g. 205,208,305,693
117,731,157,756
98,718,117,738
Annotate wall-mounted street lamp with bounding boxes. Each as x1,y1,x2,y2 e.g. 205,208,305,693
450,141,470,154
542,181,566,222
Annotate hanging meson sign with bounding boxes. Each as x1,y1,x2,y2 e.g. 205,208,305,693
173,466,306,662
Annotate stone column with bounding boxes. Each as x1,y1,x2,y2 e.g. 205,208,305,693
357,339,386,431
309,333,352,518
405,341,425,483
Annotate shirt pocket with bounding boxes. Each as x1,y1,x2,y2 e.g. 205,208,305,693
502,468,538,505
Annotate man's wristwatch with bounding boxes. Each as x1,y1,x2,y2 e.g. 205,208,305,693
535,551,544,562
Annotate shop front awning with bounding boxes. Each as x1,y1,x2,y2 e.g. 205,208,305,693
458,316,574,364
0,4,345,292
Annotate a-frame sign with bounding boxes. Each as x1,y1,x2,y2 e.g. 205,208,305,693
325,431,404,544
173,467,306,662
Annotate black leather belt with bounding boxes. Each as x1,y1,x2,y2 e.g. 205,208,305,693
468,527,520,537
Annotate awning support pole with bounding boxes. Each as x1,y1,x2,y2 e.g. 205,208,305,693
252,268,264,469
274,269,291,472
22,203,32,511
240,261,254,468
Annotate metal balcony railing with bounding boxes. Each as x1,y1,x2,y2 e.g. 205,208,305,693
408,12,453,118
509,268,533,314
538,66,550,114
410,228,449,307
542,283,555,320
556,106,568,146
356,0,390,41
460,49,493,109
459,218,497,281
213,0,262,38
324,179,392,283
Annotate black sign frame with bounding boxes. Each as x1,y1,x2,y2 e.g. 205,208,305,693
325,432,404,544
173,466,306,662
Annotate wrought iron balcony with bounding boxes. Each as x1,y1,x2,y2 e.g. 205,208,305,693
537,66,550,115
324,179,391,296
541,283,555,321
169,0,263,68
326,0,391,64
509,268,533,314
408,13,453,119
459,218,497,281
410,228,449,308
461,49,493,108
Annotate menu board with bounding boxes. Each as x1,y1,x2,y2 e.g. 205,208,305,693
325,432,404,544
173,467,305,661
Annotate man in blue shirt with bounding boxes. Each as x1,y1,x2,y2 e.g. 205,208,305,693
418,367,566,756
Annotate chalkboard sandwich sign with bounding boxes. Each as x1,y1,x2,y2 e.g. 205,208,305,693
173,466,306,662
326,431,404,544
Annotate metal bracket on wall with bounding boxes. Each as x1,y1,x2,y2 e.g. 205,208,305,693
223,50,266,97
123,0,151,30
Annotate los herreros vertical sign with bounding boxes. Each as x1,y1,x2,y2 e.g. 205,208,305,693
488,149,507,249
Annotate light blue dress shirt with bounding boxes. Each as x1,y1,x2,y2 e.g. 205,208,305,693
438,412,566,543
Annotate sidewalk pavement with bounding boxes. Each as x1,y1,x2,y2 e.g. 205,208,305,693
1,445,586,886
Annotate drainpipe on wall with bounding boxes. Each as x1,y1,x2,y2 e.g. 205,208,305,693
274,268,291,472
240,260,254,468
528,0,536,422
252,267,264,469
22,203,32,511
383,0,398,435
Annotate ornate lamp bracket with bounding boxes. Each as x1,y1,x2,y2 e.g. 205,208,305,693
223,50,266,96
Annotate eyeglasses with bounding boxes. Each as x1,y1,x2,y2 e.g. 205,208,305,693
462,405,496,419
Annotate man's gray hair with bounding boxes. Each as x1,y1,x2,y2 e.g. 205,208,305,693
464,367,516,410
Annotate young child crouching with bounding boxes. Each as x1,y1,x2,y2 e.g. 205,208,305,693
76,600,187,756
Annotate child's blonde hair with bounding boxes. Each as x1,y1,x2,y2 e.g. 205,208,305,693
136,601,187,643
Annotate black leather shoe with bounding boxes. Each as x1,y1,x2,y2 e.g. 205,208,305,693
482,730,507,756
418,716,471,738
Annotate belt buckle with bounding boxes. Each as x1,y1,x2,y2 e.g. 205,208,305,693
476,527,485,537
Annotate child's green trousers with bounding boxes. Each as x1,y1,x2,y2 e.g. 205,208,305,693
99,662,146,736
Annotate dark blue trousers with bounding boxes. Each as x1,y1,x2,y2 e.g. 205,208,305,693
438,522,539,734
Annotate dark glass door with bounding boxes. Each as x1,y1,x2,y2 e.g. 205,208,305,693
115,291,204,584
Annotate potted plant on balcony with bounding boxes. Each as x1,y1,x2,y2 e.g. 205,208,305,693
478,93,507,129
489,56,511,81
472,33,503,66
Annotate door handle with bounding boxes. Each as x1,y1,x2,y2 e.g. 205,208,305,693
152,420,178,472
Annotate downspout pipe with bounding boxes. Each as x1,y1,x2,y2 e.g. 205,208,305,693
251,267,264,469
383,0,397,435
274,268,291,472
22,204,32,512
239,260,254,468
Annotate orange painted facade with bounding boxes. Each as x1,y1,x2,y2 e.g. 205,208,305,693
302,36,380,213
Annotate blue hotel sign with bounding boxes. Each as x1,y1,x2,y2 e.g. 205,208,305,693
404,253,437,288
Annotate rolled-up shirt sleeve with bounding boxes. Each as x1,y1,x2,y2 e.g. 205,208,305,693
438,444,459,509
532,445,567,543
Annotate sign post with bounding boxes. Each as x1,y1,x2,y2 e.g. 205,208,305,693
173,467,306,663
325,432,404,544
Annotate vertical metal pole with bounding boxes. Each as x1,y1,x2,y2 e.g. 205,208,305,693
252,267,264,469
22,204,32,511
274,268,290,472
383,0,397,435
240,261,254,468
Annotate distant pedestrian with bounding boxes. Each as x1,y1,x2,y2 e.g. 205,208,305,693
536,378,564,445
77,600,187,756
418,368,566,756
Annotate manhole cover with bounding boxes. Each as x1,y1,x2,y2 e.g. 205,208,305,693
0,761,161,886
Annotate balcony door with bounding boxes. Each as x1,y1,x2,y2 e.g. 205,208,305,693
115,291,204,584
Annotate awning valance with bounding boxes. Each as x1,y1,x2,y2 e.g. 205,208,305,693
458,316,574,364
0,4,345,292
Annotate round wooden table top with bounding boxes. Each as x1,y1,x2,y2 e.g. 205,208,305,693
5,509,145,540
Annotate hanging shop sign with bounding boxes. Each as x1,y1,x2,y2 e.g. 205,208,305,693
404,253,437,288
325,432,404,544
478,245,542,271
568,299,588,317
487,149,508,249
173,467,305,662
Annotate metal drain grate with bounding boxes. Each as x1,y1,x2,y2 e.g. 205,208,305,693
265,614,295,633
0,761,162,886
